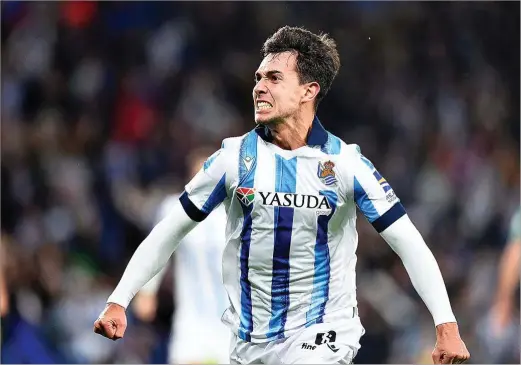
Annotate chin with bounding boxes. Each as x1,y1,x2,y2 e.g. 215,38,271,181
255,117,270,125
255,113,282,126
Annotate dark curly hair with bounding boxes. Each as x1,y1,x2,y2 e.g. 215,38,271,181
261,26,341,109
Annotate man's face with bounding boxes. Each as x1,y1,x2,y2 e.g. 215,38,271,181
252,51,307,125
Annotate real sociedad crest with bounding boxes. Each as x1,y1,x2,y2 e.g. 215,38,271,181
317,160,337,186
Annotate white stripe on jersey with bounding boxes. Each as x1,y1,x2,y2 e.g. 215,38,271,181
180,116,406,343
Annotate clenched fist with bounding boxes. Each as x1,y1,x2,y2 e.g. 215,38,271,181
432,322,470,364
93,303,127,341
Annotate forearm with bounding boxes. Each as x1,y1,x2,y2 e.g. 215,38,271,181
140,266,169,295
494,239,521,304
107,201,197,308
380,214,456,326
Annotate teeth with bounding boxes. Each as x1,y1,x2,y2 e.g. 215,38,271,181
257,101,272,110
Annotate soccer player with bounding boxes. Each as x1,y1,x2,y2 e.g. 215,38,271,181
94,26,470,364
132,148,230,364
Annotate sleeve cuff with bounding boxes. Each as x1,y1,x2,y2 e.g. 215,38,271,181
179,191,208,222
372,203,406,233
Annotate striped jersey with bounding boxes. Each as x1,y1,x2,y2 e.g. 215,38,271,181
179,116,406,343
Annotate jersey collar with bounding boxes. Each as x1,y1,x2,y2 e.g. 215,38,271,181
254,116,328,148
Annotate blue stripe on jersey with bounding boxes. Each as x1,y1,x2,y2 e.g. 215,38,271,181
306,190,338,326
237,131,258,342
372,202,406,233
201,173,227,213
354,176,380,222
321,132,342,155
267,155,297,339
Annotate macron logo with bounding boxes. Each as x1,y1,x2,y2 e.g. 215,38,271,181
243,156,254,171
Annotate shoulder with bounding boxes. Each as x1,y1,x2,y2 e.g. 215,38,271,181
219,131,258,158
206,134,248,169
320,131,361,158
322,133,363,165
220,135,244,151
334,141,373,170
214,132,258,180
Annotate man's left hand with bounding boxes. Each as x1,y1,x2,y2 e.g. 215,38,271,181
432,322,470,364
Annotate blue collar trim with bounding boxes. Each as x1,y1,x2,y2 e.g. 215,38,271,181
254,116,328,147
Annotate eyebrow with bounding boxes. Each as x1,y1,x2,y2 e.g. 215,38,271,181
255,70,283,79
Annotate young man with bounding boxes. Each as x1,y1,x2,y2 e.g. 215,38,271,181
94,26,470,364
132,148,230,364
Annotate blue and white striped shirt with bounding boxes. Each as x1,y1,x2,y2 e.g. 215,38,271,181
180,116,406,343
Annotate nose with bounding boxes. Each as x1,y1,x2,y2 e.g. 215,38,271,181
253,79,268,96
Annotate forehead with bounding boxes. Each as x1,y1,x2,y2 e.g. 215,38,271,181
256,51,298,74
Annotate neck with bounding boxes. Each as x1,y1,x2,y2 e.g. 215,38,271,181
267,114,315,151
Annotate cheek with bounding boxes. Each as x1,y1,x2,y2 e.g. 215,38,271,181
277,88,299,104
288,90,302,106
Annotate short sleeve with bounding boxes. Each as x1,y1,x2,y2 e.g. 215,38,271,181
352,146,406,233
179,145,231,222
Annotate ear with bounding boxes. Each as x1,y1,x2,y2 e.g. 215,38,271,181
302,82,320,104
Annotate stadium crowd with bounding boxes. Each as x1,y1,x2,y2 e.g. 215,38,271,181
1,2,519,363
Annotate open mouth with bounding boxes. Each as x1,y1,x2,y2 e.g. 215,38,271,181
256,101,273,111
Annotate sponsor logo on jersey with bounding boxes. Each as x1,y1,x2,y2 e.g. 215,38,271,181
315,330,339,353
301,342,317,350
236,187,256,207
258,191,332,211
235,188,333,214
317,160,337,186
372,170,392,193
243,156,254,171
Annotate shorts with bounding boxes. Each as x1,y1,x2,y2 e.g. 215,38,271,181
229,313,365,364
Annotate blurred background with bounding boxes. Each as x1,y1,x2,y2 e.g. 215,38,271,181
1,1,519,364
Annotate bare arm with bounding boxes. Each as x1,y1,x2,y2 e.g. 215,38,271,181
494,239,521,305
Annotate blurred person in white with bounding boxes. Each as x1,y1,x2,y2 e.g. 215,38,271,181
132,147,230,364
94,26,470,364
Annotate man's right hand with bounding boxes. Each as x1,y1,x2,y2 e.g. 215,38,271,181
93,303,127,341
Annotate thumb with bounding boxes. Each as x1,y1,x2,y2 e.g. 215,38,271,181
113,319,127,340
